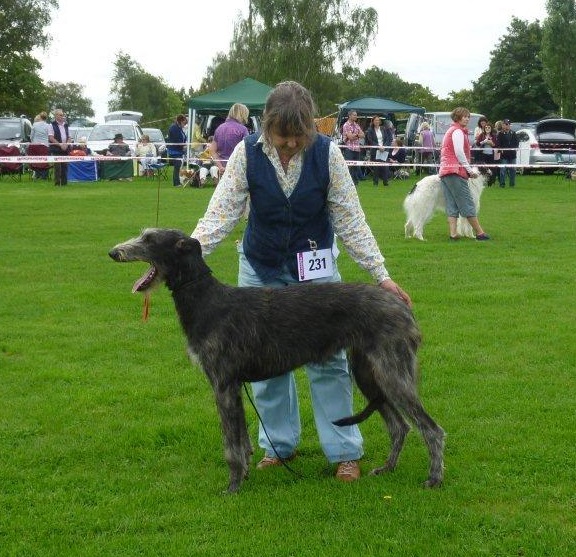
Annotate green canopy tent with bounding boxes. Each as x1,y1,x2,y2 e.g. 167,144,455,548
187,78,273,114
335,97,425,135
185,78,273,161
337,97,425,117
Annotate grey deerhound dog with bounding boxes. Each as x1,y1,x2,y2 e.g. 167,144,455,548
109,228,445,493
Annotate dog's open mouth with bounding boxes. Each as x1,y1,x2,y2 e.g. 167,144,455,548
132,266,158,293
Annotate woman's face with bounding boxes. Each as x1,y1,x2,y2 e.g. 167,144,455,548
485,126,492,134
270,127,310,158
373,117,381,127
458,114,471,126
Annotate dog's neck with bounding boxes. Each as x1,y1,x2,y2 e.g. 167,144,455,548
169,269,213,293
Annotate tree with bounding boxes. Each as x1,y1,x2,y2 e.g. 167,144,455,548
45,82,94,122
109,52,186,124
447,89,476,112
0,0,58,115
541,0,576,118
201,0,377,113
472,17,557,121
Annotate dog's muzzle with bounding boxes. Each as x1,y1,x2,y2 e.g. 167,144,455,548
109,247,127,262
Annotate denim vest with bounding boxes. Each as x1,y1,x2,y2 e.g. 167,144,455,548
243,134,333,281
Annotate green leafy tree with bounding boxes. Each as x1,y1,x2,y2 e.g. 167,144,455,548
447,89,476,112
541,0,576,118
472,17,557,121
0,0,58,116
109,52,186,124
201,0,377,113
44,82,94,122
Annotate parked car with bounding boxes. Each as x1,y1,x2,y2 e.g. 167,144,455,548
104,111,142,123
517,119,576,174
516,128,556,174
510,122,537,133
69,126,94,143
0,115,32,153
142,127,167,156
86,120,143,155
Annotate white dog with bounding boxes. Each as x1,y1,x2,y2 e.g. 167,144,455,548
403,170,488,240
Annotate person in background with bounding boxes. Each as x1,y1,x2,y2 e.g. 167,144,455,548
496,119,519,187
135,134,158,176
209,103,250,176
341,110,364,185
167,114,188,187
191,81,412,483
48,109,73,186
30,112,50,146
29,111,51,179
190,116,206,156
389,138,407,176
106,133,133,182
417,121,435,175
439,107,490,241
475,122,497,185
364,115,388,186
69,136,91,156
472,116,489,164
107,133,132,157
196,138,220,186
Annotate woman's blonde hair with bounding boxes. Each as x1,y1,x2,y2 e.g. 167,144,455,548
228,103,249,124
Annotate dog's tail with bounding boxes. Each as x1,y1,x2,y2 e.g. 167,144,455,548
332,397,383,427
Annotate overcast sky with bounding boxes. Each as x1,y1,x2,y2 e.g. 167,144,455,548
35,0,547,122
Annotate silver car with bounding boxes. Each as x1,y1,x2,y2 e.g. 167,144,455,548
516,128,558,174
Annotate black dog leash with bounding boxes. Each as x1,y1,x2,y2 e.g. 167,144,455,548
243,383,303,478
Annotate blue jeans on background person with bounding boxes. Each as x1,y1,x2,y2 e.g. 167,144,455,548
237,252,364,464
499,159,516,187
343,148,362,185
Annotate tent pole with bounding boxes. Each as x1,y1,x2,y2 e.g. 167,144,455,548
186,107,194,170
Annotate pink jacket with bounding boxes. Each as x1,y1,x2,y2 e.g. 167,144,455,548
439,123,471,179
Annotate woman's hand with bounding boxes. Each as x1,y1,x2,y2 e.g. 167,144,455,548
378,279,412,308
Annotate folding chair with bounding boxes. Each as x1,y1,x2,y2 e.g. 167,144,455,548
0,145,24,181
27,144,52,180
148,160,168,181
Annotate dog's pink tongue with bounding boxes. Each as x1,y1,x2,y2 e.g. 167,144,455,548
132,266,156,293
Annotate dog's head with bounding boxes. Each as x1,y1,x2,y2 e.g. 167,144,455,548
109,228,210,292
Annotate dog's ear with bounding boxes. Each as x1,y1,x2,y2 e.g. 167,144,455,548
175,236,203,256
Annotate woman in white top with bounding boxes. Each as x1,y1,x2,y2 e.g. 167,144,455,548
135,135,158,175
30,111,50,146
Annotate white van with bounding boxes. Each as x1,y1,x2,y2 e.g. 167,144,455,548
104,111,142,123
405,111,485,149
86,119,143,155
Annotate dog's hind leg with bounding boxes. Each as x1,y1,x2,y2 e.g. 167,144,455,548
347,351,411,475
400,396,445,487
370,344,445,487
404,220,414,239
383,367,445,487
212,380,251,493
370,396,411,475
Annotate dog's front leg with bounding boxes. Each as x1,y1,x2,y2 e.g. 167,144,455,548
213,380,250,494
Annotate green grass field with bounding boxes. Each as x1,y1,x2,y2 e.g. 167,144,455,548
1,172,575,556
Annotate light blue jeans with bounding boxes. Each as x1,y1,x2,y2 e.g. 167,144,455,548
238,252,364,464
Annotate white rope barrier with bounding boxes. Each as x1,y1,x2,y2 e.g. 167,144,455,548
2,145,575,172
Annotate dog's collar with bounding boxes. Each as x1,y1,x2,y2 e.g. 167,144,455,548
171,270,213,292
